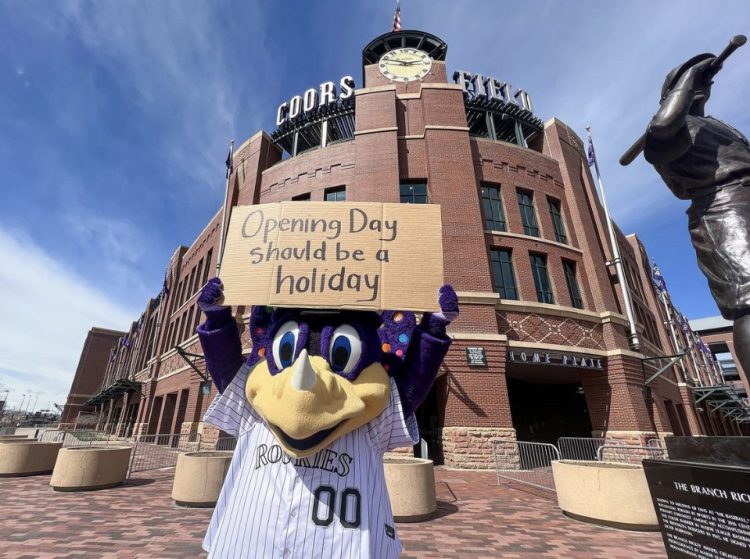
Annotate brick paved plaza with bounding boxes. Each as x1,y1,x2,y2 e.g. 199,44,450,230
1,468,667,558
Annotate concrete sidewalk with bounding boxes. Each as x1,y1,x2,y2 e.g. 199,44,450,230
0,467,666,558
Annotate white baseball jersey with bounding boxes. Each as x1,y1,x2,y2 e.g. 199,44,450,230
202,362,419,559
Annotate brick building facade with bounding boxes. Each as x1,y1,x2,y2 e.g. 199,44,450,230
64,29,746,466
60,327,124,425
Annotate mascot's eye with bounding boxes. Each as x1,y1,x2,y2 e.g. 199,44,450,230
272,321,300,370
329,324,362,376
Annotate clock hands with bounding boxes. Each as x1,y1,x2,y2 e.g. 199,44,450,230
388,59,423,67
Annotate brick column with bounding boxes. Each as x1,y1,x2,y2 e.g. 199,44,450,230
584,353,657,444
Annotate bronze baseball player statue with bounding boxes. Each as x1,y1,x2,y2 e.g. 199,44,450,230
621,35,750,377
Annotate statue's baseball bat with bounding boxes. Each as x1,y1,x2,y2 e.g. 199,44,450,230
619,34,747,166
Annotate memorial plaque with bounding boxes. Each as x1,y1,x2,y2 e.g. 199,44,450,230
643,459,750,559
465,347,487,367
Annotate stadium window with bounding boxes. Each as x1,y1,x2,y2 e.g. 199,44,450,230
194,259,204,292
292,193,311,201
399,182,428,204
324,187,346,201
202,249,213,285
184,307,194,340
530,253,554,304
188,266,197,298
481,184,506,231
516,189,540,237
547,197,567,244
490,249,518,300
562,260,584,309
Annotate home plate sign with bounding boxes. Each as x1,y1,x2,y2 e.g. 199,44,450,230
219,202,444,312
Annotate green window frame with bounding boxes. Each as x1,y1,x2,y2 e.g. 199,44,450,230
517,189,539,237
530,253,554,304
548,197,567,244
481,184,506,231
563,260,583,309
324,187,346,202
400,182,428,204
490,249,518,300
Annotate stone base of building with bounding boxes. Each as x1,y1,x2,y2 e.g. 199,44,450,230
440,427,517,469
199,422,221,449
593,430,658,446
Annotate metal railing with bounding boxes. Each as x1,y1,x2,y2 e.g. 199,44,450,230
215,436,237,451
128,433,201,476
646,437,666,448
38,429,121,447
557,437,606,461
596,444,668,464
491,440,561,492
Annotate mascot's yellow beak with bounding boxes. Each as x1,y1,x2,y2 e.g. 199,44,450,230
245,349,390,458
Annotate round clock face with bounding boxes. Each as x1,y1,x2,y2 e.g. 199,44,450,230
378,48,432,82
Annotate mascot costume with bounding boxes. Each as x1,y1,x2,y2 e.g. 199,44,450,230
196,277,457,558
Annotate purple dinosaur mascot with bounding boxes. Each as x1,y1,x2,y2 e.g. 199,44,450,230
196,277,457,559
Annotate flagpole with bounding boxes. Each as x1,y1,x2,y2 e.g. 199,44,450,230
586,126,640,351
216,140,235,276
656,288,689,382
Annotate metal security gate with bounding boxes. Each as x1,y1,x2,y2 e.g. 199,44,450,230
127,433,201,477
491,440,560,492
557,437,606,461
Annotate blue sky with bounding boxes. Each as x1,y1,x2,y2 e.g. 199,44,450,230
1,0,749,408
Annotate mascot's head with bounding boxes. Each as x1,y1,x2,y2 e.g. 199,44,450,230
243,307,415,458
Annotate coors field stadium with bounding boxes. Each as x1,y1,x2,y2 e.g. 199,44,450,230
61,28,748,469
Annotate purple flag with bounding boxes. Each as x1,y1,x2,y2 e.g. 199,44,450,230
587,136,596,167
652,262,667,293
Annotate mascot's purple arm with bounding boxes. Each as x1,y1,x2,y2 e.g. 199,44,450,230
196,278,457,416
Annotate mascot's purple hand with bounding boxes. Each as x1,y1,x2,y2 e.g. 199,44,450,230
424,284,459,337
196,277,241,393
390,285,457,416
198,278,232,329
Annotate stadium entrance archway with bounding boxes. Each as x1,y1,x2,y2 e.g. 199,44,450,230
506,357,595,445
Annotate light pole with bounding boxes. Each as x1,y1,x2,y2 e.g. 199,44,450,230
29,395,39,415
18,394,27,415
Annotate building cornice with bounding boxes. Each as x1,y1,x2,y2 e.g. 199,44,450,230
485,229,583,254
496,298,630,326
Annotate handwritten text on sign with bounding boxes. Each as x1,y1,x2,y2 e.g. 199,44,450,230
219,202,444,311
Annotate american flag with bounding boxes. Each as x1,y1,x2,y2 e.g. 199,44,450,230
392,0,401,31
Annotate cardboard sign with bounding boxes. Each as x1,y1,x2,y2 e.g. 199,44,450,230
219,202,444,311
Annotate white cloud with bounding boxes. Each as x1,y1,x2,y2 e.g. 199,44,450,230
0,226,137,409
49,0,270,198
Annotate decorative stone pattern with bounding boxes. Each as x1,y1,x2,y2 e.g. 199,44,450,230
441,426,516,469
497,311,605,350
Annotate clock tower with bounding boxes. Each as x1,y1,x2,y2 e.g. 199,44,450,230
361,30,449,89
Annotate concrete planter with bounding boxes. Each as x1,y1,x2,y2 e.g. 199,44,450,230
50,446,132,491
552,460,658,531
384,457,436,522
172,451,233,507
0,438,38,443
0,441,62,476
0,435,32,441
